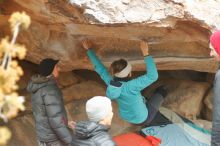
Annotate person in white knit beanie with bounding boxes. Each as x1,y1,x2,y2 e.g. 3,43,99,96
71,96,116,146
86,96,113,125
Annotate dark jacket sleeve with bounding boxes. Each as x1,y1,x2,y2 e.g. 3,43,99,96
44,93,73,144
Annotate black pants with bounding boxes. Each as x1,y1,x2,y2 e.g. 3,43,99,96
138,93,165,126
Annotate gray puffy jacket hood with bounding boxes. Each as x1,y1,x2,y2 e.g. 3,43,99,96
27,74,53,94
72,121,116,146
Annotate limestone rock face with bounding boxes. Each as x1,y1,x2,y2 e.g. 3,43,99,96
0,0,220,72
69,0,220,27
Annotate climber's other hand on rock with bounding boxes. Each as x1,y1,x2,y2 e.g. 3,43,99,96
140,41,149,56
82,39,92,50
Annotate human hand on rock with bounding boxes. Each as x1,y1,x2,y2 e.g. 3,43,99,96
82,39,92,50
140,41,149,56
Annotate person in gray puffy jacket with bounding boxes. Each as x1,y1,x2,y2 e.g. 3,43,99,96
71,96,116,146
27,58,73,146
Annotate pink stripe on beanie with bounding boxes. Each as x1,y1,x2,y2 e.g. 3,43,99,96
210,30,220,56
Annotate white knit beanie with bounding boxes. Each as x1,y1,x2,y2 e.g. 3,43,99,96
86,96,112,122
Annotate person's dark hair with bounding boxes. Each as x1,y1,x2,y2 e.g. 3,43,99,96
110,59,128,75
39,58,59,77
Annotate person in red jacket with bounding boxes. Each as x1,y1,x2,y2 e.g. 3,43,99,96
210,30,220,146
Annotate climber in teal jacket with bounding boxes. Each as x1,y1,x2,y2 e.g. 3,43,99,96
82,40,167,125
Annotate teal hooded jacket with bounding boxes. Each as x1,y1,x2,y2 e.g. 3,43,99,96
87,49,158,124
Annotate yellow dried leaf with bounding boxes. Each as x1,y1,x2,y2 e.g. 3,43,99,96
1,94,25,119
0,127,11,145
0,37,12,54
9,11,31,32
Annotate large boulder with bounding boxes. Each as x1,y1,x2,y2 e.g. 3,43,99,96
142,78,211,120
0,0,220,72
162,80,210,120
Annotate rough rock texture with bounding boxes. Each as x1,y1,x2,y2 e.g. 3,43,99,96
18,61,38,91
203,89,213,121
62,80,106,102
0,0,220,72
142,77,211,120
57,71,81,88
69,0,220,27
163,80,210,120
7,114,38,146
